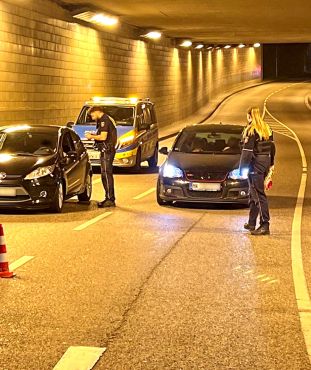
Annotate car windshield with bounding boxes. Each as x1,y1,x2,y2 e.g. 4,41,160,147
174,129,242,154
77,106,135,126
0,130,58,156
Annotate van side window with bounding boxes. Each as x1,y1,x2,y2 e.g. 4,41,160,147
149,104,157,124
142,104,152,126
136,104,144,130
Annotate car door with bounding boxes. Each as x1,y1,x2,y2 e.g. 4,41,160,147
148,103,159,154
60,130,81,194
69,130,88,193
137,103,156,160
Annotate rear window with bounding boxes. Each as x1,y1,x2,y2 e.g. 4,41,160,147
77,106,135,126
174,129,242,154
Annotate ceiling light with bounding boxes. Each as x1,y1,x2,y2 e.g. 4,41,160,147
238,43,246,48
72,11,119,27
224,45,231,49
195,44,204,49
253,43,261,48
207,46,213,50
91,14,118,26
180,40,192,47
143,31,162,40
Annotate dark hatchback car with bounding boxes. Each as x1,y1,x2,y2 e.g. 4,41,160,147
0,125,92,212
157,124,249,206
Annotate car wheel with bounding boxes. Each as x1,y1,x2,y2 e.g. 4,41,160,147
78,172,92,202
50,181,64,213
147,145,158,168
132,148,142,172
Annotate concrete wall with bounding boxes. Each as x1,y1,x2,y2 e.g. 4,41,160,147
0,0,262,127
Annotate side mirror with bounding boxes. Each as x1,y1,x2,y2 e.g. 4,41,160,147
67,121,74,128
159,147,169,155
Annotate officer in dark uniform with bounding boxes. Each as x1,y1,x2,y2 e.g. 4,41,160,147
86,106,117,208
239,107,276,235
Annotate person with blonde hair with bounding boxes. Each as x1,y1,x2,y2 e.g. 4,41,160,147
239,107,275,235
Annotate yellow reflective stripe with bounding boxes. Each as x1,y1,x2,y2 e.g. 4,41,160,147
115,148,138,159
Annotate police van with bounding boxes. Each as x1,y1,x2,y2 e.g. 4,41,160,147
71,97,159,170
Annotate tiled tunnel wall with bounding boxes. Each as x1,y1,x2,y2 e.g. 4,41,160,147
0,0,262,127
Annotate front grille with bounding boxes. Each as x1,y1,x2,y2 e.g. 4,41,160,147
186,190,222,199
185,170,227,182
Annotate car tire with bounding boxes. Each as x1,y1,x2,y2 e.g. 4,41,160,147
132,148,142,172
147,144,158,168
78,172,92,202
50,181,64,213
156,180,172,206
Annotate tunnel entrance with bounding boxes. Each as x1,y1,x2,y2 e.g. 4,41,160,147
263,43,311,79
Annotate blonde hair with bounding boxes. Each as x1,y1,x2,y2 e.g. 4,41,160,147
243,107,272,140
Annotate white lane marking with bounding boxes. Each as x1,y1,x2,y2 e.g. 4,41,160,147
9,256,34,271
264,83,311,362
74,212,113,231
133,187,156,200
305,94,311,111
53,346,106,370
93,178,102,185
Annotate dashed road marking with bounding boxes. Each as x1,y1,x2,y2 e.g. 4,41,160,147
133,187,156,200
74,212,113,231
264,82,311,363
304,94,311,111
92,178,102,185
53,346,106,370
9,256,34,271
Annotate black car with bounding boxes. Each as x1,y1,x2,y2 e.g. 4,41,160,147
0,125,92,212
157,124,249,206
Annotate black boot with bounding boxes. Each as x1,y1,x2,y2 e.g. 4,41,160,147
97,199,116,208
244,223,255,231
251,225,270,236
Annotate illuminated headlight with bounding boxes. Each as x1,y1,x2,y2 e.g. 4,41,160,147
162,163,183,178
228,168,249,180
24,165,55,180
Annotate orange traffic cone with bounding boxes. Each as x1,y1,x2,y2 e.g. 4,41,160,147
0,224,14,278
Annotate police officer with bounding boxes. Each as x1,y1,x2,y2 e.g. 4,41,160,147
86,106,117,208
239,107,276,235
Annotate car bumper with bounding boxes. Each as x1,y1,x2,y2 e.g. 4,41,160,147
0,176,58,210
88,149,138,168
158,177,249,204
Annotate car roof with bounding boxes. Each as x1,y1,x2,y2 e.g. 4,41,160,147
182,123,244,132
0,125,63,133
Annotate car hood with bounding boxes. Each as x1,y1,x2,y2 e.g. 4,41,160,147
73,125,133,139
167,152,241,172
0,154,56,176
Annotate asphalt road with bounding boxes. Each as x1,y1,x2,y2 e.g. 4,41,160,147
1,81,311,370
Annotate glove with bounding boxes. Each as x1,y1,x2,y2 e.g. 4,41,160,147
264,166,274,191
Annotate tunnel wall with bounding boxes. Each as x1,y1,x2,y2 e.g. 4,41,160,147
0,0,262,127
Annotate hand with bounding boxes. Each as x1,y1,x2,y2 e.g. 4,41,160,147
269,165,275,172
85,133,93,140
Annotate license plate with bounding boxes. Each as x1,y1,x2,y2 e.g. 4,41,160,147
190,182,221,192
0,188,16,197
88,150,100,160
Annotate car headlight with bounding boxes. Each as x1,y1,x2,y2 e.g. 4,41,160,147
118,131,136,149
24,165,55,180
228,168,249,180
162,163,184,178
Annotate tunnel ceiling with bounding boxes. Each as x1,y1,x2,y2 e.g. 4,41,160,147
57,0,311,43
